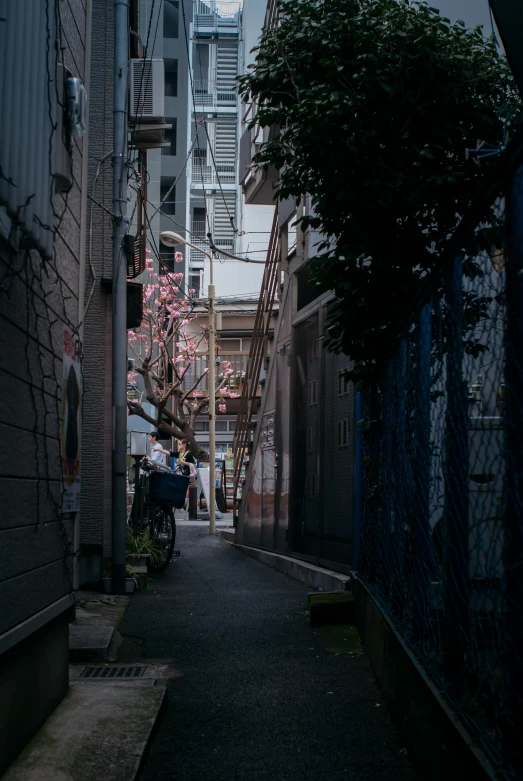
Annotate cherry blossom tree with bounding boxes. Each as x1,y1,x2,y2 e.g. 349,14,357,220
127,250,240,460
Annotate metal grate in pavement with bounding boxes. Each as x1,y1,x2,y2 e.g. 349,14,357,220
80,665,146,679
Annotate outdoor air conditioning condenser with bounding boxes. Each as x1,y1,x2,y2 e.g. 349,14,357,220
129,59,165,120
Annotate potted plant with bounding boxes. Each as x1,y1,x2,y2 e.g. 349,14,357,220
126,527,162,572
233,370,246,393
102,563,137,594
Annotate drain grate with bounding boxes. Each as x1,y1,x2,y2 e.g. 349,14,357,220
81,665,146,679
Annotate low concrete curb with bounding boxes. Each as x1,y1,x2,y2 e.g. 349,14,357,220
228,542,351,592
352,577,496,781
3,681,166,781
218,528,235,544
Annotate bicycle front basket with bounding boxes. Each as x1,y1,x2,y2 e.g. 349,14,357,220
149,471,189,508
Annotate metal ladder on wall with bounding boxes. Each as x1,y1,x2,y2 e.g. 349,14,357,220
232,208,280,521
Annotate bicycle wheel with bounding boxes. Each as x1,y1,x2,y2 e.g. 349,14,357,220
149,505,176,573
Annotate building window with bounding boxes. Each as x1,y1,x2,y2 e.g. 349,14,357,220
192,147,208,169
215,421,228,432
162,118,177,156
220,338,242,352
164,0,179,38
192,206,207,237
228,421,236,433
194,421,210,432
159,249,176,272
337,419,349,448
338,370,349,396
306,474,317,499
307,426,314,453
307,379,318,406
194,43,210,89
165,58,178,97
308,338,318,361
188,271,202,298
160,177,176,215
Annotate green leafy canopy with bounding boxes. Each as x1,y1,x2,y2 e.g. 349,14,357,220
239,0,521,367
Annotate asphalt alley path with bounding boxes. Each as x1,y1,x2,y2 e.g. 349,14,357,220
121,525,418,781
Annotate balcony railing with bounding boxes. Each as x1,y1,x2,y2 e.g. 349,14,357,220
188,228,236,264
191,220,207,238
189,158,236,187
187,230,211,264
192,80,238,108
181,352,251,394
194,1,241,28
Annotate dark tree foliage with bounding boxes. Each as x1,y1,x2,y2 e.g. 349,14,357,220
239,0,521,370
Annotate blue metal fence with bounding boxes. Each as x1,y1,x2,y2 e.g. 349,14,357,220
357,183,523,777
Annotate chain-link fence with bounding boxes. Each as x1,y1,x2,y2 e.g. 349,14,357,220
358,185,523,777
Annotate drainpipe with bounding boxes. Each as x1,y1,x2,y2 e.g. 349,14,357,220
76,0,93,591
111,0,129,594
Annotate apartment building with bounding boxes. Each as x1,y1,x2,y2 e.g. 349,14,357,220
128,0,273,452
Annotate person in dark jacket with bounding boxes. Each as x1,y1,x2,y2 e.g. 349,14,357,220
171,441,196,476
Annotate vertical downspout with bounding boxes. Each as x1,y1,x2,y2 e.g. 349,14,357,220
111,0,130,594
76,0,93,591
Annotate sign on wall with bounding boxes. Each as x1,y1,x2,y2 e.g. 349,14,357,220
61,327,82,513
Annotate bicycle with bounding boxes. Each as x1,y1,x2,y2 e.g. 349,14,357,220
129,458,188,573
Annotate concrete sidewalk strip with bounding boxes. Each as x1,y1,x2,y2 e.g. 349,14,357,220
227,541,351,592
3,682,165,781
125,525,416,781
69,625,116,662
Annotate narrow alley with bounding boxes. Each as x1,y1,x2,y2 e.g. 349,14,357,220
121,526,417,781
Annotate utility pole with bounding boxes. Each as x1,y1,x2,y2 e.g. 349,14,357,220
208,279,216,535
111,0,129,593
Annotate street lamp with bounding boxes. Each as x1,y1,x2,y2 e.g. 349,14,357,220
159,230,217,535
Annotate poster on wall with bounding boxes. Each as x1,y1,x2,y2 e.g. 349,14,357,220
61,327,82,513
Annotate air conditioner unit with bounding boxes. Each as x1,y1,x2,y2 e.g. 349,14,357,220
129,59,165,120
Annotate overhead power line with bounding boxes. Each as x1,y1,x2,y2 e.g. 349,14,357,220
180,0,238,235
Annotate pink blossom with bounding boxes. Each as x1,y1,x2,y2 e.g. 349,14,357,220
175,252,183,263
218,403,227,413
228,392,240,398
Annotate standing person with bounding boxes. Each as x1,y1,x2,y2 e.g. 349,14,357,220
172,441,197,476
148,432,169,465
